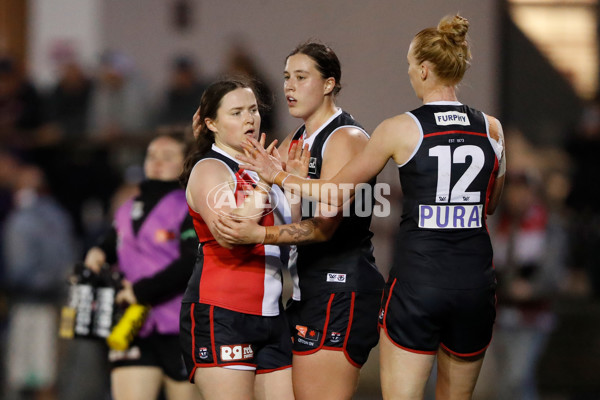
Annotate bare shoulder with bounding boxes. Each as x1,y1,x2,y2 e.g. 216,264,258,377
327,125,369,147
187,158,232,211
374,113,418,137
322,127,368,172
371,113,420,165
188,158,231,190
486,114,504,143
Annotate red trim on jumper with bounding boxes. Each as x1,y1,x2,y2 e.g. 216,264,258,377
382,328,437,355
256,364,293,375
440,340,491,357
424,130,488,138
289,139,301,153
188,303,198,382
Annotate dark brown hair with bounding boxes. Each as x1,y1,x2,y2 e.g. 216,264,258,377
287,41,342,96
180,79,255,186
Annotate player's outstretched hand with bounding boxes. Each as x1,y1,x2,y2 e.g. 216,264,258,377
286,138,310,177
238,137,284,184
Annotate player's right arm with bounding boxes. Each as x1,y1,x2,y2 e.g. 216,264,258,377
486,115,506,215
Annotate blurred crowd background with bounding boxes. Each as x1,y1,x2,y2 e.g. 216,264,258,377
1,0,600,399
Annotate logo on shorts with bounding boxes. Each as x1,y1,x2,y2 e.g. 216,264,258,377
379,309,384,322
220,344,253,362
198,347,209,360
330,332,342,343
296,325,308,338
296,325,320,342
326,273,346,283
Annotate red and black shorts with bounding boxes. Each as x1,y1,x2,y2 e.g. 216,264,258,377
379,278,496,357
179,302,292,382
286,291,381,368
108,333,188,381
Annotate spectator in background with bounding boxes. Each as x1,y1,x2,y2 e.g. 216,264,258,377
45,59,94,143
0,55,44,149
2,155,77,400
88,51,147,141
157,55,208,128
223,42,278,136
566,94,600,298
0,150,17,274
484,168,568,400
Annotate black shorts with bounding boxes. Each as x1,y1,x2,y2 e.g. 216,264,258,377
379,278,496,356
108,333,188,381
286,291,382,367
179,303,292,382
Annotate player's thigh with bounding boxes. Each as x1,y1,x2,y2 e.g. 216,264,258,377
193,367,254,400
254,368,294,400
163,375,202,400
111,366,163,400
292,350,360,400
379,333,435,400
435,347,485,400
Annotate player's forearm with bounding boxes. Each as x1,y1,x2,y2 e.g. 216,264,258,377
264,218,334,245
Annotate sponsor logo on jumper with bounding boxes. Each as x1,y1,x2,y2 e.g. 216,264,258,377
308,157,317,174
327,273,347,283
434,111,470,126
220,344,253,361
330,332,342,343
198,347,209,360
418,204,482,229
